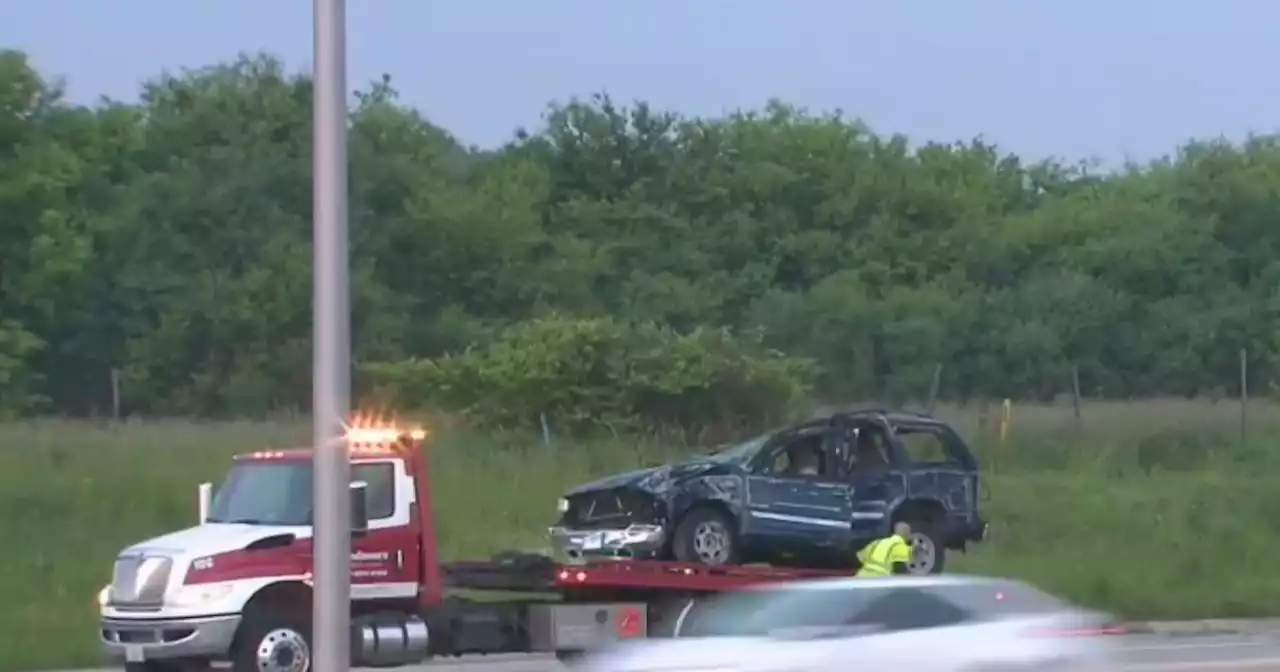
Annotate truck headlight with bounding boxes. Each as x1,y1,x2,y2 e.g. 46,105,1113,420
168,583,234,607
557,498,570,514
97,585,111,607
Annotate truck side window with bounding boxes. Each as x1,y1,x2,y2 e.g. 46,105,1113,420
352,463,396,520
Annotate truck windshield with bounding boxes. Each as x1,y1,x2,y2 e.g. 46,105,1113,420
206,462,313,526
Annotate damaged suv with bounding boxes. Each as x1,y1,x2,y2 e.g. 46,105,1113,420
549,409,987,574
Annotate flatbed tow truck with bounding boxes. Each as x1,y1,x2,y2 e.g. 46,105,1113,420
98,422,850,672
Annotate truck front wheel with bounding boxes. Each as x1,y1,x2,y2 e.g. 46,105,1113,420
232,607,313,672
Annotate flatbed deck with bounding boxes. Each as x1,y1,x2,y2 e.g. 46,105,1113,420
442,554,847,595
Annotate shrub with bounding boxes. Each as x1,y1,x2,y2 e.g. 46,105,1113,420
361,316,818,434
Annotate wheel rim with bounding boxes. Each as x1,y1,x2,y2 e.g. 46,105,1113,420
907,532,936,574
691,520,731,564
256,627,310,672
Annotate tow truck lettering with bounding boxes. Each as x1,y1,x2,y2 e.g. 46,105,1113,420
351,550,390,563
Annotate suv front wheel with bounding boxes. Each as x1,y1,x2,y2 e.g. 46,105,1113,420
671,507,740,566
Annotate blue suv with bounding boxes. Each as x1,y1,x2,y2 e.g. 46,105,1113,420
549,409,988,574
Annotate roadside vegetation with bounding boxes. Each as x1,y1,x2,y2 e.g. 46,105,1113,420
4,47,1280,669
5,400,1279,669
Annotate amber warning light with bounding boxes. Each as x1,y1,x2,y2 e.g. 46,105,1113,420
342,413,428,453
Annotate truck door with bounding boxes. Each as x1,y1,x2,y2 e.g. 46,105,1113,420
744,429,853,554
350,460,420,600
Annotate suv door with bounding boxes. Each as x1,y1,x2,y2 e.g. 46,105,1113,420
744,428,853,557
844,417,907,540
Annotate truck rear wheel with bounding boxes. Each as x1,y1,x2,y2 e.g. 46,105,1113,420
232,607,313,672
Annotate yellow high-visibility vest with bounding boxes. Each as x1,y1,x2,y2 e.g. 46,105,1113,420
854,533,913,577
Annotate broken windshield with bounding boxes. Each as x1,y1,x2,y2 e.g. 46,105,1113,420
707,433,771,462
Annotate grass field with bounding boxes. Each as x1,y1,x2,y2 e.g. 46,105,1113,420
4,398,1280,670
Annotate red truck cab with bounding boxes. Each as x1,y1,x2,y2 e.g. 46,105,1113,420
98,423,845,672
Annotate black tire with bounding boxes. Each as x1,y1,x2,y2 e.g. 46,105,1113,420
671,507,740,566
555,649,586,669
231,605,313,672
899,515,946,575
647,596,698,638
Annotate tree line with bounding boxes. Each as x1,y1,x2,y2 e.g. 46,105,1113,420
2,49,1277,422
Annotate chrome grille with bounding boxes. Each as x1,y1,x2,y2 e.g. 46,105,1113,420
110,554,172,606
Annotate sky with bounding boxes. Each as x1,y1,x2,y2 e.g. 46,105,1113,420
3,1,1274,165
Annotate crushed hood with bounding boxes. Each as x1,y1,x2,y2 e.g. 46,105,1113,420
123,523,311,558
564,457,732,496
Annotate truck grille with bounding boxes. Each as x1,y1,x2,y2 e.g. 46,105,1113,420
110,554,172,607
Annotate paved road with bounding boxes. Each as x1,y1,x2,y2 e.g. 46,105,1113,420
63,633,1280,671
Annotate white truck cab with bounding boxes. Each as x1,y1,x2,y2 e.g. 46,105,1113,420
99,428,430,672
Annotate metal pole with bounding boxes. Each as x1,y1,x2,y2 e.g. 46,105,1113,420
312,0,351,669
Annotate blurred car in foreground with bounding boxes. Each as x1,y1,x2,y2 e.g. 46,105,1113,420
581,574,1125,671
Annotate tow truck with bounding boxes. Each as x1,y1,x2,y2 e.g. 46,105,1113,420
98,421,850,672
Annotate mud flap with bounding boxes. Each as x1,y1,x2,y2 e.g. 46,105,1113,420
526,602,648,655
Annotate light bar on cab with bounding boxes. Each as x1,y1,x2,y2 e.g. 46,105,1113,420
345,426,427,444
342,412,428,454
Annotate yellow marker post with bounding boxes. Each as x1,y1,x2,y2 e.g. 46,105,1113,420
999,398,1012,450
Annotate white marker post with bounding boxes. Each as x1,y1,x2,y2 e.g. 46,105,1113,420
312,0,352,669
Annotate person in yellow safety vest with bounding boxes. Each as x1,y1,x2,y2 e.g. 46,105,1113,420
854,521,915,578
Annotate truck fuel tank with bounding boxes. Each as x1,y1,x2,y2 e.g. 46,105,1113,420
351,613,430,667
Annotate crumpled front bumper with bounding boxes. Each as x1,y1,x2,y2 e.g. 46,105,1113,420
549,524,667,564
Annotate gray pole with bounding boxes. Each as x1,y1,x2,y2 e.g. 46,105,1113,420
312,0,351,669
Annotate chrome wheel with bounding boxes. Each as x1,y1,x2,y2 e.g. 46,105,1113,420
907,532,936,574
255,627,310,672
691,520,731,564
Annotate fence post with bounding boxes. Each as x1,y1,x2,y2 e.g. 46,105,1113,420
999,399,1012,452
926,363,943,414
539,411,553,447
1070,363,1082,436
110,368,122,421
1240,348,1248,446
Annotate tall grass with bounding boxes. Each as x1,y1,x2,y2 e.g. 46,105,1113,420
2,399,1277,670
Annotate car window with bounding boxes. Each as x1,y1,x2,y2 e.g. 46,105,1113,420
758,434,828,477
845,588,972,631
709,432,772,461
768,449,794,474
352,462,396,520
848,426,891,471
896,427,952,464
684,581,1065,639
934,581,1072,618
683,585,881,637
